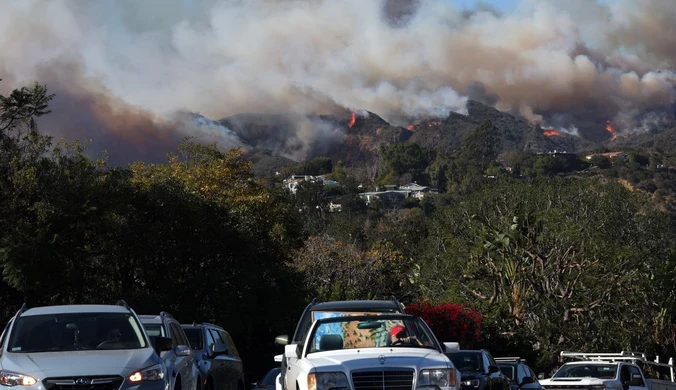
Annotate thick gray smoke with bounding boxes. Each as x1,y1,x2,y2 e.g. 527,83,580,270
1,0,675,162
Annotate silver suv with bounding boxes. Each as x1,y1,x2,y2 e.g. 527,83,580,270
138,312,199,390
0,301,168,390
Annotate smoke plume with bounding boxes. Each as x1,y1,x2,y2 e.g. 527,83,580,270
1,0,676,163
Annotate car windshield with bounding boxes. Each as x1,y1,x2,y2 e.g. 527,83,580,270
8,312,147,352
553,364,618,379
500,365,515,380
183,328,203,350
307,315,437,353
448,352,483,372
143,323,165,337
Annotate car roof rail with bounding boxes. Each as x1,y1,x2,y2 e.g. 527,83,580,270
159,311,174,319
202,322,221,328
495,357,524,363
116,300,131,310
19,303,29,314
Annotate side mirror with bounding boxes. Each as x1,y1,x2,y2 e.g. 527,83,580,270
151,336,173,355
275,335,289,346
489,366,500,374
537,373,545,380
444,342,460,352
285,344,300,359
176,344,192,357
274,354,283,363
521,376,535,385
249,382,258,390
209,343,229,357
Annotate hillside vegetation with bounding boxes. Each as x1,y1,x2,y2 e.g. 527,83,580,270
2,81,676,380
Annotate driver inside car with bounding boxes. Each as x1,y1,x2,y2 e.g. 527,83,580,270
388,324,424,346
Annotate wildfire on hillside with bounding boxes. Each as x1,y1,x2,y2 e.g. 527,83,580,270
407,121,442,131
348,110,356,128
605,120,617,140
543,128,561,136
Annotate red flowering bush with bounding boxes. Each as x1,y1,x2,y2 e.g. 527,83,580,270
405,299,482,349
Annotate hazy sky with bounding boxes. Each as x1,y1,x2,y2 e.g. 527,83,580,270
453,0,520,13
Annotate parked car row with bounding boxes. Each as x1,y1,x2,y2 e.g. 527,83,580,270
269,297,676,390
0,300,244,390
270,297,544,390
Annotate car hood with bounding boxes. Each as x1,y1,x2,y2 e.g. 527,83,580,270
1,348,160,377
540,378,608,385
306,348,450,371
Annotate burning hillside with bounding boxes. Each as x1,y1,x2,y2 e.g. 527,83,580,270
1,0,676,164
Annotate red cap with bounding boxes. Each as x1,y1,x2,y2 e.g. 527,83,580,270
390,324,406,338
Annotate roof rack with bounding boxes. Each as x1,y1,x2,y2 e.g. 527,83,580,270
116,300,130,310
560,351,675,382
391,295,405,311
19,303,28,314
495,357,524,363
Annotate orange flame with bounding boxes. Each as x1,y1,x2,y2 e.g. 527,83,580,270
605,120,617,140
407,121,441,131
543,128,561,136
348,110,356,128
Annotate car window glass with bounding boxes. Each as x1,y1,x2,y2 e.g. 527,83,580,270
204,327,215,349
482,353,491,373
8,313,146,352
143,324,165,337
183,327,203,350
449,352,483,372
621,366,631,382
517,364,527,382
169,324,181,347
629,366,644,386
172,323,190,346
527,366,537,379
488,355,498,367
500,365,515,380
210,328,224,344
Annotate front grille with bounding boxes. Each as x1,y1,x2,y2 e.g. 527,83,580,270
43,376,124,390
352,370,414,390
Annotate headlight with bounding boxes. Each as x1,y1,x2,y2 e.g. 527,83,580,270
0,371,37,387
420,369,453,388
307,372,349,390
462,379,481,387
129,364,165,382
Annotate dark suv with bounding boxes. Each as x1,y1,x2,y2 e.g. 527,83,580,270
495,357,542,390
274,297,406,390
181,322,245,390
446,349,510,390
